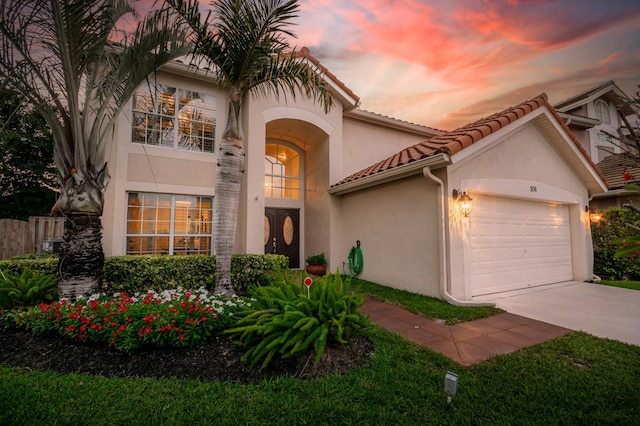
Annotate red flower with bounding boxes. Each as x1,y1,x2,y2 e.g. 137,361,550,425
119,324,126,331
179,335,185,341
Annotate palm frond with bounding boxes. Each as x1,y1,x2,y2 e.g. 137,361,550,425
0,0,191,212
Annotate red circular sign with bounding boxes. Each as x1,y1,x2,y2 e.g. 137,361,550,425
304,277,313,287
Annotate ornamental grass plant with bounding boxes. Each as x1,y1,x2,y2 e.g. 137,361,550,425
225,273,369,368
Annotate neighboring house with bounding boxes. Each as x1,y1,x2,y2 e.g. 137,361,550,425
590,153,640,211
101,50,607,303
554,81,639,211
554,80,636,163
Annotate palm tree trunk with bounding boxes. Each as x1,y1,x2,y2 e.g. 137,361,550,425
213,90,244,296
57,215,104,299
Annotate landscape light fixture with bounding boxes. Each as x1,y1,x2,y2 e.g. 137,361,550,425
444,371,458,403
453,189,473,218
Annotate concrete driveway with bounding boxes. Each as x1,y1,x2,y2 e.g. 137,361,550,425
474,281,640,346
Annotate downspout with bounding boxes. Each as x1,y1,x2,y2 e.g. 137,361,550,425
422,166,496,307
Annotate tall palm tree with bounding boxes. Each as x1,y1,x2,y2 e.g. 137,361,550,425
164,0,333,295
0,0,191,298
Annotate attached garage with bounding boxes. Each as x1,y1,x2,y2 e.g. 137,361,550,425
468,195,573,296
331,93,608,304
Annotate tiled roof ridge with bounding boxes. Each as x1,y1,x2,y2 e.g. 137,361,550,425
332,94,550,187
430,93,549,156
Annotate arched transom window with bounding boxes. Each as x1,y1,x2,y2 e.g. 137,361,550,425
265,143,301,199
595,100,611,125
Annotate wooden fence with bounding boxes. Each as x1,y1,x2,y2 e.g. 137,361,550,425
0,216,65,260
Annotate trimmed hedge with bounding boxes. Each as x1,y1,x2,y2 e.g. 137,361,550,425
0,255,58,276
0,254,288,295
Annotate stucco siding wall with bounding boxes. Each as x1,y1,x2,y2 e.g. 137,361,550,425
449,124,588,198
338,175,441,297
342,118,430,178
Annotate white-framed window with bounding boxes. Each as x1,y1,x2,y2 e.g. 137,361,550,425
132,83,217,153
265,143,301,199
595,100,611,125
126,192,213,255
596,132,616,162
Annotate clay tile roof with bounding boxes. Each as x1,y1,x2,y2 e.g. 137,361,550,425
596,154,640,190
332,94,550,187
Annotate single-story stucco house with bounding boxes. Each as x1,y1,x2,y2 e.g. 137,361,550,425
101,49,608,304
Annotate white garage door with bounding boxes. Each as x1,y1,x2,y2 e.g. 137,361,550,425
468,195,573,297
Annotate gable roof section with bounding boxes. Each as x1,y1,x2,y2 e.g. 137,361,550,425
331,93,609,193
554,80,635,116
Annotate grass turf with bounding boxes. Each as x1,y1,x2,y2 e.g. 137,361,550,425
2,277,639,425
1,329,638,425
599,280,640,291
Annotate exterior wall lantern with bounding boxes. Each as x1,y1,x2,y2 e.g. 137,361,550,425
588,207,602,223
453,189,473,218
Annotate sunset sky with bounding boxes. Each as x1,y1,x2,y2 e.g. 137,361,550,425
138,0,640,130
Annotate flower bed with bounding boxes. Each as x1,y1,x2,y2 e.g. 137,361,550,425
1,287,249,354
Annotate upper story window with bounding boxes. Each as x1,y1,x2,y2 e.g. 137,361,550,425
595,132,616,162
595,100,611,125
132,83,217,153
265,143,301,199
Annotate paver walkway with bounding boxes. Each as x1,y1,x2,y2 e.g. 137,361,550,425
360,296,571,366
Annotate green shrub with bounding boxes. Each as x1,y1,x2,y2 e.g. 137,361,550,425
225,273,369,369
231,254,288,294
0,270,58,309
0,255,58,276
592,207,640,280
1,253,288,295
102,254,287,294
102,255,217,294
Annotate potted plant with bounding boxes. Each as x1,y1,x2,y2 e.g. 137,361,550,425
305,253,327,276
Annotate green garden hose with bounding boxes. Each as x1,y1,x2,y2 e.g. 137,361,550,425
344,240,363,277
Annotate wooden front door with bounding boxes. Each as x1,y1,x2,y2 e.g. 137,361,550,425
264,208,300,268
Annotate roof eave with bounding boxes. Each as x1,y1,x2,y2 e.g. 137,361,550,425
344,109,443,138
558,112,600,129
329,153,451,196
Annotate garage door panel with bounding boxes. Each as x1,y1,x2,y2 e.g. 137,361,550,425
469,195,573,297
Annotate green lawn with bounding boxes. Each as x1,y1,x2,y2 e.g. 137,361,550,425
350,277,504,324
599,280,640,291
2,278,639,425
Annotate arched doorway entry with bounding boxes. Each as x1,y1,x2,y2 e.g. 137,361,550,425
264,141,303,268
